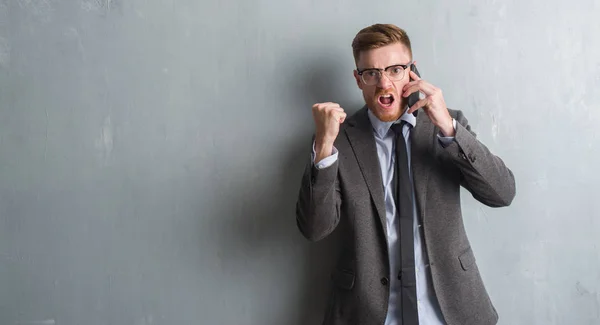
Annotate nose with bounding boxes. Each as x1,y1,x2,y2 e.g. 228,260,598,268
377,73,393,89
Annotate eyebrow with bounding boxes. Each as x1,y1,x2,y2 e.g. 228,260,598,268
357,63,410,71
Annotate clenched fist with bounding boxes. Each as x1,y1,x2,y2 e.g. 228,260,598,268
312,102,346,163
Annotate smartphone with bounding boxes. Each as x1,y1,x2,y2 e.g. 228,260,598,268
406,63,421,115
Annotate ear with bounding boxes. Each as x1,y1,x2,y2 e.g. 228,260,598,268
353,70,363,90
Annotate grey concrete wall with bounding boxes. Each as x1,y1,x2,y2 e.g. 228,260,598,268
1,0,599,324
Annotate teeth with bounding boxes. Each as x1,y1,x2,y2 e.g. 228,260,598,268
382,94,392,98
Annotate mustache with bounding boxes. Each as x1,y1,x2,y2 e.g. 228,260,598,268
374,88,396,97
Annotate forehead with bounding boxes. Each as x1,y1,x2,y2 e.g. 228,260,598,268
356,43,412,69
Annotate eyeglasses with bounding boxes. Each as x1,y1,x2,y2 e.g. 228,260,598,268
356,61,414,86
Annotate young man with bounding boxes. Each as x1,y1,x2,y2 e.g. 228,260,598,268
296,24,516,325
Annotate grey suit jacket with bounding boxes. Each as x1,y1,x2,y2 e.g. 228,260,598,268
296,107,516,325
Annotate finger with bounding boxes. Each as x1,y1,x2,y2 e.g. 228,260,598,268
327,108,344,118
401,84,419,97
402,80,437,96
403,79,424,88
407,97,429,114
331,110,346,121
409,70,421,81
313,102,339,109
402,81,437,97
331,110,346,118
339,112,347,123
324,104,342,111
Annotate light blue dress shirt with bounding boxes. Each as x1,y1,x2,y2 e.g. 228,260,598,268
312,109,457,325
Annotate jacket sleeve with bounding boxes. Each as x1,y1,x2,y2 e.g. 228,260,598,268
295,144,342,242
441,110,516,207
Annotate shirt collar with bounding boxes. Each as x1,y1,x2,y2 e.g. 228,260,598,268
367,106,417,138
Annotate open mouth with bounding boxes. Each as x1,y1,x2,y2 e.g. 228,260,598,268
377,93,395,107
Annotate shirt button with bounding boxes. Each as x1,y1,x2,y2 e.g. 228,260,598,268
380,277,389,285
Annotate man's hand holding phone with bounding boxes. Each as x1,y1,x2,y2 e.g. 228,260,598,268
403,69,455,137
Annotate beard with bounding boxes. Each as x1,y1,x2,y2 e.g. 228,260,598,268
365,88,408,122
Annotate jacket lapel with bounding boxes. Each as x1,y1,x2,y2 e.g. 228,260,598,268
344,107,388,237
410,112,435,223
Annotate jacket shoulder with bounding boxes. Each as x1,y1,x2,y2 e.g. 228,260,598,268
339,106,367,131
447,108,464,119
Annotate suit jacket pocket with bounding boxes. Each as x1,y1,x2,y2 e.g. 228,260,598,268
326,269,355,323
459,246,476,271
332,269,355,290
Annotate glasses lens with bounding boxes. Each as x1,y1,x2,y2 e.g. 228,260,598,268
362,70,380,85
386,66,405,80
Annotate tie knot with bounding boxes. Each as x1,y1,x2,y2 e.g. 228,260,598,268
390,121,406,136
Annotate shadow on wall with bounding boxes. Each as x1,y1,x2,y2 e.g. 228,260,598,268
211,51,361,324
285,51,359,325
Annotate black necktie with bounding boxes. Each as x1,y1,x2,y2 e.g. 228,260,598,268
390,121,419,325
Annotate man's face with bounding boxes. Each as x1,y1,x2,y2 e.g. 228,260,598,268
353,43,412,122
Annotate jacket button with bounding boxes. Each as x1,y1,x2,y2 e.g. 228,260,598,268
380,277,388,285
397,272,402,280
